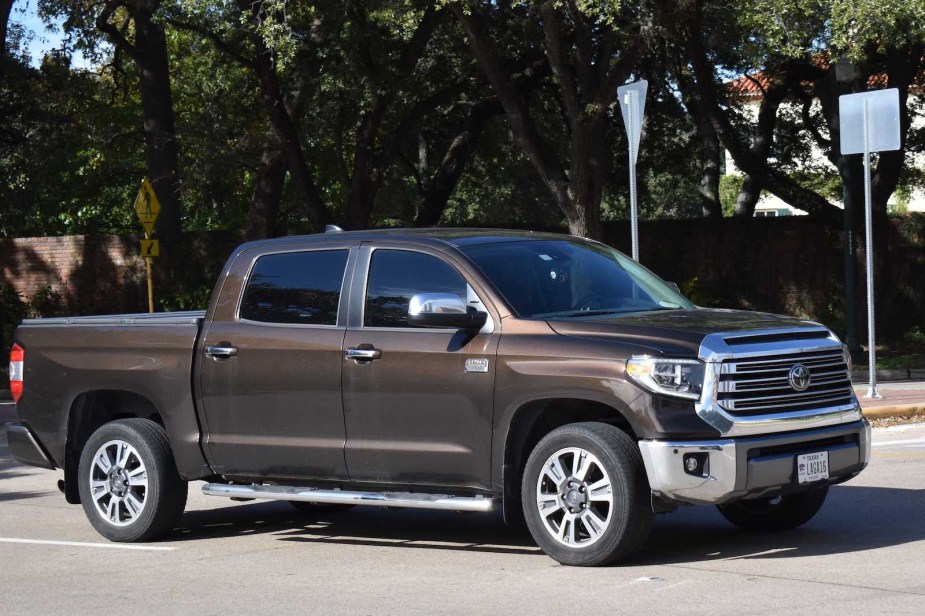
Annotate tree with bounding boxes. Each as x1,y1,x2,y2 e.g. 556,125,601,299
451,1,645,239
93,1,183,239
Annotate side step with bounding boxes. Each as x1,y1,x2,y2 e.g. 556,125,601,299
202,483,498,513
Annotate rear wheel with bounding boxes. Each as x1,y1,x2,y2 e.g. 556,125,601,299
717,486,829,531
78,419,187,542
521,423,653,566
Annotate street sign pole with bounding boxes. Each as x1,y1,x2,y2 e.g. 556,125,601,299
627,90,639,261
133,177,162,314
861,100,880,399
618,80,647,262
839,88,900,400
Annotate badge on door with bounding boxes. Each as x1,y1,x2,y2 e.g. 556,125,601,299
465,358,490,373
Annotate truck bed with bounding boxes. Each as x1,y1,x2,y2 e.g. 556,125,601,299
13,310,211,481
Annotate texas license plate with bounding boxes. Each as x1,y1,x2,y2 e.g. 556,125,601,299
796,451,829,484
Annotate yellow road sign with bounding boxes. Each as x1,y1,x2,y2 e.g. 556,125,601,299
141,239,160,258
134,177,161,234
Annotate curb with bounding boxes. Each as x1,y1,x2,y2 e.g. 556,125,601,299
861,404,925,421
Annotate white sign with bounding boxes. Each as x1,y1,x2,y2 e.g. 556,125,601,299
838,88,902,399
839,88,901,155
617,80,648,163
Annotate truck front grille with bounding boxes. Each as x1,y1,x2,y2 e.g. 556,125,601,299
717,348,854,416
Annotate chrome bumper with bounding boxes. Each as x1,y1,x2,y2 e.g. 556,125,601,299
639,419,871,505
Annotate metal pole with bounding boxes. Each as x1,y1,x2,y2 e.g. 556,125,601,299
627,90,639,261
145,232,154,314
862,99,880,399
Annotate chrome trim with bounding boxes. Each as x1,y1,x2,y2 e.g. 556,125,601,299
204,345,238,360
639,420,870,505
202,483,497,512
639,439,737,504
344,347,381,361
409,293,469,315
695,328,862,437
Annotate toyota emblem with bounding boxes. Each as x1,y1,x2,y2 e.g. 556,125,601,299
788,364,812,391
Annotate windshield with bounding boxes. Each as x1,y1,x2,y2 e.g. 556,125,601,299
461,239,694,318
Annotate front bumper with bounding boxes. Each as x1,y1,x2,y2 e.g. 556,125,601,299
638,419,870,505
6,423,56,470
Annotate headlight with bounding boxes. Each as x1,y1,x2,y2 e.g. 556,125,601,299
626,357,705,400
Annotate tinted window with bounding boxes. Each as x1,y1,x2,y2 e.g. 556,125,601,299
365,250,467,328
240,250,348,325
462,240,693,318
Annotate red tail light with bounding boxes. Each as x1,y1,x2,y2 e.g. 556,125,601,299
9,343,23,403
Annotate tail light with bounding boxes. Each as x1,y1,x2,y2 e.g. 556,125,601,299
9,343,23,403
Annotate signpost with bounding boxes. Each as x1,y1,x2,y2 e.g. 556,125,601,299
839,88,901,399
133,178,161,314
617,80,647,262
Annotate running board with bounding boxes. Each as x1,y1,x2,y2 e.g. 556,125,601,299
202,483,498,513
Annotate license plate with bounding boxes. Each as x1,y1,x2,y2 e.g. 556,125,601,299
797,451,829,484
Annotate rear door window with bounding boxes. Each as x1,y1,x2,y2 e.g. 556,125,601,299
240,250,349,325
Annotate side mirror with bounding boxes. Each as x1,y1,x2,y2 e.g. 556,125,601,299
408,293,488,332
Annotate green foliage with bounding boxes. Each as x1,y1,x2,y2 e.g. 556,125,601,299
0,284,29,351
719,174,743,216
157,285,213,312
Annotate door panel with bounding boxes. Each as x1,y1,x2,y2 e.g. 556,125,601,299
342,247,499,490
199,322,348,479
197,247,352,481
342,329,497,488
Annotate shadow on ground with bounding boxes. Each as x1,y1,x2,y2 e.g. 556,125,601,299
164,483,925,565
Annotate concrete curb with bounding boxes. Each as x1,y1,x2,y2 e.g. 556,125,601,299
861,404,925,421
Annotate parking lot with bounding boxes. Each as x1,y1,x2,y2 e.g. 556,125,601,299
2,402,924,614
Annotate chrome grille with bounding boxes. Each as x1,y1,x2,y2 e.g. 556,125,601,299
717,348,854,416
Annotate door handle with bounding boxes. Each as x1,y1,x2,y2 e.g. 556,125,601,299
345,345,381,362
205,344,238,360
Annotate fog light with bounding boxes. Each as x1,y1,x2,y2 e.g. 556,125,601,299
683,453,709,477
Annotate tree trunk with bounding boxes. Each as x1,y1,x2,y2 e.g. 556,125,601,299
0,0,12,62
414,100,502,227
250,31,328,232
346,97,387,230
566,116,605,239
129,5,183,240
246,137,287,240
697,117,723,219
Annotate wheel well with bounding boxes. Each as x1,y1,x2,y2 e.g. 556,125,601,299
63,390,164,504
502,398,635,525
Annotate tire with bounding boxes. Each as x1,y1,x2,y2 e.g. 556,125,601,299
77,419,188,542
717,486,829,532
521,422,654,567
288,501,355,514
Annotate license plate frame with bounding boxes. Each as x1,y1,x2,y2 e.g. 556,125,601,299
796,451,830,484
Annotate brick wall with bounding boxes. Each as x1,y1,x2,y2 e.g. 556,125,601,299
0,235,146,313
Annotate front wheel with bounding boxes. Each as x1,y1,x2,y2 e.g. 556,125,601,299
521,423,654,566
78,419,188,542
717,486,829,532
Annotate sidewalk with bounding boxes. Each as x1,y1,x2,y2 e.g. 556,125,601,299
854,381,925,420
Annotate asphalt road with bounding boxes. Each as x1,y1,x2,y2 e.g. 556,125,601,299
1,403,924,615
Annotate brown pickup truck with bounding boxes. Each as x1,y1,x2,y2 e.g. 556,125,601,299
6,229,870,566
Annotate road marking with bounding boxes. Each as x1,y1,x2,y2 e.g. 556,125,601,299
0,537,176,551
871,437,925,447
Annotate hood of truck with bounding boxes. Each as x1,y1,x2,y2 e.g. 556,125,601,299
546,308,820,357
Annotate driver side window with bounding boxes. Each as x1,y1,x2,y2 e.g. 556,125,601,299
364,250,468,328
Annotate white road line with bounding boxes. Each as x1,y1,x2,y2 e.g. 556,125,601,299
0,537,176,551
871,437,925,447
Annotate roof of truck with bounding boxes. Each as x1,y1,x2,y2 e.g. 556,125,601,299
241,228,581,250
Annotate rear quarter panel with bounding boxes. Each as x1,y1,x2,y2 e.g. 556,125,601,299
14,321,209,478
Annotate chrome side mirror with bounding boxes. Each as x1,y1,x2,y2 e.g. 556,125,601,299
408,293,487,331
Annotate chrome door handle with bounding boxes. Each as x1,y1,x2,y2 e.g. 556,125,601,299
345,346,381,362
205,345,238,360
